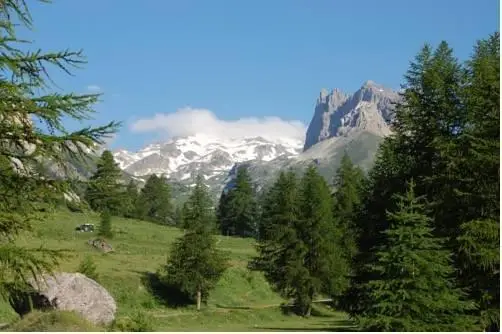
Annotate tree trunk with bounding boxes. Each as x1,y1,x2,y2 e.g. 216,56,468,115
196,289,201,311
305,290,314,317
305,303,312,317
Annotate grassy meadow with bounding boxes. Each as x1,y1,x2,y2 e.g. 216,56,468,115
0,209,355,331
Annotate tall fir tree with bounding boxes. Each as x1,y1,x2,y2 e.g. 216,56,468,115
296,165,349,315
174,205,184,227
181,175,215,230
345,35,500,330
357,181,477,332
332,152,366,261
162,175,227,310
451,33,500,330
98,210,113,239
136,174,173,225
250,171,303,308
85,150,124,215
122,180,139,218
217,166,258,238
343,40,469,318
252,167,349,316
0,0,118,300
216,190,231,235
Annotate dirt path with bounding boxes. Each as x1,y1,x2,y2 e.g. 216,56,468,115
149,298,334,318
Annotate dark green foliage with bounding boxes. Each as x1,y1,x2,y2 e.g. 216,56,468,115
296,165,349,315
85,150,124,215
332,152,366,261
453,32,500,330
357,181,477,332
0,0,118,302
216,191,231,236
252,167,349,316
77,255,99,282
122,180,139,218
162,175,228,310
174,205,184,227
136,174,173,225
217,166,259,238
345,35,499,331
98,211,113,239
181,175,215,231
112,312,154,332
250,170,302,303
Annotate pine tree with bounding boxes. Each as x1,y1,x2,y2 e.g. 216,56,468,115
174,205,184,227
358,181,477,331
296,165,349,316
162,175,227,310
0,1,118,300
181,175,215,231
250,171,303,307
136,174,173,225
387,35,499,330
123,180,139,218
332,152,366,260
452,33,500,331
343,40,472,318
217,166,258,238
216,191,232,236
85,150,124,215
98,211,113,239
252,167,349,316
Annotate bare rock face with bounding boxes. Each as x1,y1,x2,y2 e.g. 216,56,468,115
13,272,117,325
303,81,400,151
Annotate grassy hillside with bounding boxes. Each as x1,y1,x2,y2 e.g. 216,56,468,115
0,209,355,331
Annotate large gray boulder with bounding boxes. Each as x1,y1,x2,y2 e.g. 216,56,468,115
12,272,116,325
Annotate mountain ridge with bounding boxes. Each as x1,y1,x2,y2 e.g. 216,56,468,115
303,81,399,151
110,80,400,201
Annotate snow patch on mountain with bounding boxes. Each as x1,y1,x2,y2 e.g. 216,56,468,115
113,134,303,182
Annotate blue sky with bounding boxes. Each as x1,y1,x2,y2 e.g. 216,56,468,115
27,0,499,151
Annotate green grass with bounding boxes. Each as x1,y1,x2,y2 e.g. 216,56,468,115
0,209,355,331
4,311,102,332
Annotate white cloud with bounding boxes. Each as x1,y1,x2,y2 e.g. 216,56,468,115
130,107,307,140
86,85,101,92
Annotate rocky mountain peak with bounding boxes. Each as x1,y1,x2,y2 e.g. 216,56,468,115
361,79,379,88
317,88,347,106
304,81,399,151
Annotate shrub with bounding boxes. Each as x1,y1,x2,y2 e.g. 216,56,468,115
77,255,99,282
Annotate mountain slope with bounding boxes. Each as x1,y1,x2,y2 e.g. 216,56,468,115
225,130,384,195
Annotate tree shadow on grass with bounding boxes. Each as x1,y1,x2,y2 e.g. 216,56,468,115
278,302,341,318
256,319,359,332
133,270,192,308
278,304,328,317
214,305,252,310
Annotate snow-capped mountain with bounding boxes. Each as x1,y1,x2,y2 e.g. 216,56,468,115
111,80,398,203
113,134,302,192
